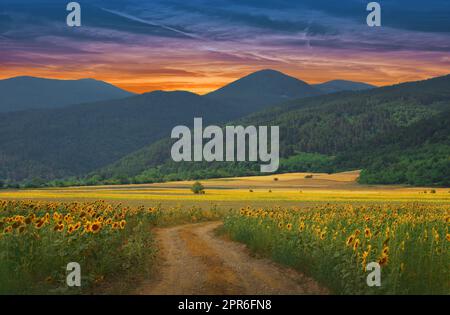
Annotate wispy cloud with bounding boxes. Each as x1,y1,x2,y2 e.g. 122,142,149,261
0,0,449,93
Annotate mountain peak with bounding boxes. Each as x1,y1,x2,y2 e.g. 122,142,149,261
206,69,319,114
236,69,308,84
248,68,287,76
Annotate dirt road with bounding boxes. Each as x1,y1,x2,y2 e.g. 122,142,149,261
135,222,327,295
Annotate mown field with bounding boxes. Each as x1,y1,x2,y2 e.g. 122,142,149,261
0,171,449,294
1,171,449,209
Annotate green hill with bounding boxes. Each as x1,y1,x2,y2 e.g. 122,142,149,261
0,91,232,182
89,74,450,187
1,69,368,185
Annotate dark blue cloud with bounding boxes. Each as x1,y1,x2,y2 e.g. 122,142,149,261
272,0,450,33
0,0,191,40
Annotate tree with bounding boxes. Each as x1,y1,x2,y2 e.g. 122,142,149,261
191,181,205,194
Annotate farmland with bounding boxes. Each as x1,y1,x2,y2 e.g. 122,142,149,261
0,171,449,294
1,171,449,208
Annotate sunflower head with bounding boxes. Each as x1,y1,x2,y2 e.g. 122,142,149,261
91,222,101,233
378,253,389,266
54,223,64,232
67,225,75,234
35,219,45,229
364,227,372,239
346,234,355,246
3,226,13,234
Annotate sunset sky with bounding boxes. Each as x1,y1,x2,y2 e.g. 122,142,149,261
1,0,449,94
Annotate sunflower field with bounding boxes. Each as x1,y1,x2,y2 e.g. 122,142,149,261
223,203,450,294
0,200,222,294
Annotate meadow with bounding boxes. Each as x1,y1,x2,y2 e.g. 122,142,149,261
0,171,449,294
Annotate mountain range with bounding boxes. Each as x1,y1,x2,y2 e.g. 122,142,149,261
0,69,447,187
0,70,374,113
91,74,450,187
0,76,134,112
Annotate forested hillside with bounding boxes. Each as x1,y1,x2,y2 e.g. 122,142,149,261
88,75,450,187
0,69,333,185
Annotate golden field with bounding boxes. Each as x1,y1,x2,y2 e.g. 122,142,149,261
0,171,449,209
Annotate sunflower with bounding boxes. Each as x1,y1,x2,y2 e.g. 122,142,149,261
278,221,284,229
353,238,360,251
446,233,450,242
346,234,355,246
35,219,45,229
64,214,73,224
378,253,389,266
286,223,292,231
3,226,13,234
364,227,372,239
53,212,61,221
361,251,369,271
84,221,92,233
362,250,369,259
67,225,75,234
54,223,64,232
91,222,101,233
119,220,126,230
